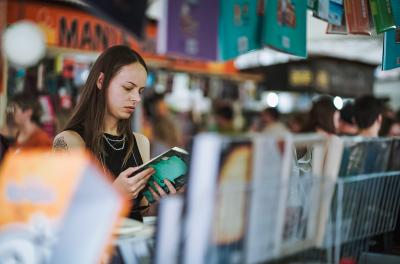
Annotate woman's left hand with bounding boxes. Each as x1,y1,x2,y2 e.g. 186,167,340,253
142,180,177,216
149,179,176,201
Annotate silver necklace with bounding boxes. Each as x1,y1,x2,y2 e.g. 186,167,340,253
102,134,126,151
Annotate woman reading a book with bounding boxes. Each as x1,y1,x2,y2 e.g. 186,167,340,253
52,45,177,220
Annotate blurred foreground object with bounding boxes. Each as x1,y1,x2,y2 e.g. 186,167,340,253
0,150,127,264
2,20,46,67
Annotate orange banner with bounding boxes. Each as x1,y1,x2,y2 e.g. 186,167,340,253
7,0,140,52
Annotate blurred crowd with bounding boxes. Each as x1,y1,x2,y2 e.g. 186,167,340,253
1,91,400,164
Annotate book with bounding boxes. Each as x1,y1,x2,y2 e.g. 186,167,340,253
369,0,396,34
154,195,184,264
207,137,253,264
157,0,219,60
0,150,126,264
328,1,344,26
344,0,372,35
245,134,293,264
218,0,263,60
263,0,308,57
280,134,328,256
182,133,224,264
382,0,400,70
134,147,189,204
317,0,330,21
316,135,344,246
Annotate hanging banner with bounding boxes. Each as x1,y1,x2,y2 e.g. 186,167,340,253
7,1,140,52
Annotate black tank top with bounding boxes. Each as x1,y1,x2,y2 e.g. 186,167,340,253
69,124,144,221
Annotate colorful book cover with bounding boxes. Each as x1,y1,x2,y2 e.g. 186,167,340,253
344,0,372,35
369,0,396,33
157,0,219,60
218,0,262,60
382,0,400,70
207,138,253,264
328,1,344,26
263,0,307,57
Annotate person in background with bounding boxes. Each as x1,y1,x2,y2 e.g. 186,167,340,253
308,95,339,135
214,103,236,134
354,95,383,138
143,93,182,157
379,117,400,137
260,107,289,136
338,101,358,136
52,45,175,220
287,112,308,133
9,93,52,150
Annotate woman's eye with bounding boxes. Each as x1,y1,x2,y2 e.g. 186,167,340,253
124,86,133,91
139,88,145,94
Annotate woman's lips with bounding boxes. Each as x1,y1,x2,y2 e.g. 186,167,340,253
124,106,135,113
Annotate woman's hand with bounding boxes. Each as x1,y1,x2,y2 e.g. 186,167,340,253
148,179,177,201
113,167,154,199
142,179,180,216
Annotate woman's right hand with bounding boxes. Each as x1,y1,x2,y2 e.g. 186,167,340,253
113,167,154,199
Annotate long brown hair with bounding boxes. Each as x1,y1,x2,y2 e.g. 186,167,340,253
64,45,148,166
308,95,337,134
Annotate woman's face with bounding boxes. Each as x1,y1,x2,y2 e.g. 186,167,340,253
106,62,147,120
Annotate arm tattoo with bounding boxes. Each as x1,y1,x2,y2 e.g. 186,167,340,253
53,137,68,151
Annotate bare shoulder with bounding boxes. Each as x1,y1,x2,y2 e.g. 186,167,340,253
133,132,150,146
133,132,150,162
53,130,85,151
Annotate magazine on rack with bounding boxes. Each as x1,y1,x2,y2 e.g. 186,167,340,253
245,134,293,264
218,0,263,60
369,0,396,33
382,0,400,70
344,0,372,35
183,134,254,264
263,0,308,57
131,147,189,204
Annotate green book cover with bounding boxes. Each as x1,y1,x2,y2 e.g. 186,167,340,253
263,0,307,57
382,0,400,70
369,0,396,33
218,0,262,60
135,147,189,203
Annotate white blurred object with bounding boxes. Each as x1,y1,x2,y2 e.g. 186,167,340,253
2,20,46,67
146,0,162,20
165,73,192,112
333,96,343,110
266,92,279,108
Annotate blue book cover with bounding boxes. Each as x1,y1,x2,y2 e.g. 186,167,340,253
218,0,263,60
328,1,344,26
382,0,400,70
263,0,307,57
